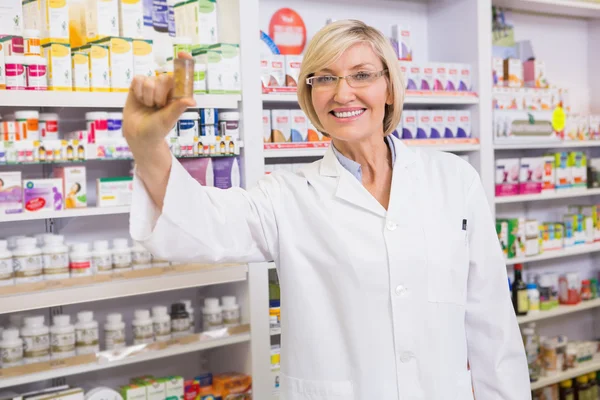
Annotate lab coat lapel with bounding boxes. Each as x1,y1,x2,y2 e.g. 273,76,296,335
320,147,387,217
387,136,422,226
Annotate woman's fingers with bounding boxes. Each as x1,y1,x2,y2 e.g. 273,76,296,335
154,74,172,108
131,76,145,104
141,77,157,108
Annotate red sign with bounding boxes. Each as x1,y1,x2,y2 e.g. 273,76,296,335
269,8,306,55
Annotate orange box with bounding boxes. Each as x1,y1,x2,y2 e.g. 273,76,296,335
212,373,251,398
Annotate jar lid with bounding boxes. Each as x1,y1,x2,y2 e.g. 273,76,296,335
16,237,37,248
39,113,59,120
14,110,40,118
112,238,129,249
152,306,168,317
93,240,109,251
219,112,240,121
77,311,94,322
107,112,123,119
135,309,150,321
106,313,123,324
72,242,90,253
53,315,71,326
2,328,19,340
85,111,109,119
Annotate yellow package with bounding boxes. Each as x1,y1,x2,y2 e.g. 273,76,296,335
94,37,133,92
133,39,154,78
72,52,90,91
23,0,70,44
69,0,88,48
79,43,110,92
86,0,120,42
43,42,72,91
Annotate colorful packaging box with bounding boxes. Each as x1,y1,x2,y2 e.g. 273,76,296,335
458,64,471,91
212,373,252,399
496,218,525,259
43,42,72,91
430,110,444,139
590,115,600,140
446,63,459,92
269,54,285,88
263,110,272,143
405,62,419,91
420,63,434,91
181,158,213,187
94,37,134,92
568,205,595,244
86,0,120,42
456,110,471,138
444,111,457,138
207,43,240,94
24,0,69,43
524,59,548,89
290,110,308,142
22,178,64,212
307,120,325,142
285,55,302,87
433,63,447,91
518,157,543,194
80,43,110,92
119,0,144,38
495,158,520,197
157,376,184,400
416,110,431,139
504,58,523,88
391,25,411,61
120,385,146,400
53,166,87,208
569,151,587,189
133,39,154,78
0,0,23,36
271,110,291,143
542,155,555,192
524,220,540,256
555,152,572,190
496,219,509,258
0,171,23,214
96,177,133,207
72,52,90,91
212,157,241,189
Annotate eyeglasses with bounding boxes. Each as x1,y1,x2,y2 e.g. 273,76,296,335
306,70,388,89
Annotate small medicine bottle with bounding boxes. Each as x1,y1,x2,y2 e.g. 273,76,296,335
13,237,43,284
104,313,126,350
112,238,132,272
131,241,152,270
75,311,99,355
21,316,50,364
170,303,190,338
202,298,223,331
132,309,154,345
0,240,15,287
0,328,23,368
50,315,76,359
172,57,194,99
180,299,195,333
92,240,113,275
222,296,241,327
70,243,92,277
42,235,70,280
152,305,172,342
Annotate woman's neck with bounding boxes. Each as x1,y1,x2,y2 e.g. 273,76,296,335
332,135,392,184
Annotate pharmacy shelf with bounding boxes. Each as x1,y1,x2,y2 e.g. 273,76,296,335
495,188,600,204
494,141,600,150
270,327,281,336
505,242,600,266
530,355,600,390
0,92,241,109
0,263,248,314
261,92,480,105
0,329,251,388
0,206,130,223
517,298,600,324
493,0,600,19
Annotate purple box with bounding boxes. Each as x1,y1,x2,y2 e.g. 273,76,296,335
180,158,214,187
212,157,241,189
23,179,64,212
0,172,23,214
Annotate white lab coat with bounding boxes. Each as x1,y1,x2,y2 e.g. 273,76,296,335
130,135,531,400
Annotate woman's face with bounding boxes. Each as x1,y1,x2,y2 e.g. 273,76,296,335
311,42,391,142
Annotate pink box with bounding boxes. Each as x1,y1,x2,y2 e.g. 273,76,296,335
495,158,520,196
519,157,543,194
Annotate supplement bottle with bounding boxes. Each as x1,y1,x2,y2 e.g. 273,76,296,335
172,58,194,100
70,243,92,277
180,299,195,333
202,298,223,331
152,0,168,33
6,236,25,251
92,240,112,275
527,282,540,313
132,241,152,270
75,311,99,355
13,237,43,284
152,306,172,342
0,328,23,368
42,235,70,280
512,263,528,316
177,112,199,138
50,315,76,359
112,238,132,272
522,323,540,382
222,296,241,327
576,375,591,399
170,303,190,338
588,372,598,400
0,240,15,286
104,313,126,350
560,379,575,400
21,316,50,364
132,309,154,345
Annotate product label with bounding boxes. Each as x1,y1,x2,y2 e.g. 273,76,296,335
45,43,72,91
133,323,153,339
27,65,48,90
1,344,24,365
41,120,59,139
51,332,76,357
70,260,91,274
14,255,43,278
0,257,14,281
177,120,198,138
132,250,152,265
23,334,50,359
223,309,240,326
121,0,144,38
153,321,171,341
152,0,168,30
6,62,26,89
105,328,126,349
93,254,112,273
113,253,132,269
76,328,99,353
517,290,529,313
47,0,69,39
171,318,190,334
202,312,223,330
43,252,69,271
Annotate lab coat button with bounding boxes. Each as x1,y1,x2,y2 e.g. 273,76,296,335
395,285,407,296
386,220,398,231
399,352,413,363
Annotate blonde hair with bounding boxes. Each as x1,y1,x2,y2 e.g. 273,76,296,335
297,20,405,137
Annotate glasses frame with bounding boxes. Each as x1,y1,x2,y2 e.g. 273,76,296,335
306,69,388,88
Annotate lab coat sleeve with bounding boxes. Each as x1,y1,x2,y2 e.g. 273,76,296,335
464,175,531,400
130,155,279,264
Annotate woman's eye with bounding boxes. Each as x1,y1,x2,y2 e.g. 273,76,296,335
354,72,372,81
315,76,335,84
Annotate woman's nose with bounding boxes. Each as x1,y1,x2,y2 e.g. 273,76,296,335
333,78,356,104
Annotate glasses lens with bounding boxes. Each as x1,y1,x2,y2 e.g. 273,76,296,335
347,72,377,88
312,76,337,87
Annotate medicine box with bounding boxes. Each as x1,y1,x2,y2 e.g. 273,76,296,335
307,120,325,142
590,115,600,140
554,152,572,190
72,52,90,91
263,110,272,142
27,388,85,400
23,178,64,212
420,63,434,91
496,220,509,259
23,0,68,43
456,110,471,138
94,37,133,92
290,110,308,142
158,376,184,400
97,177,133,207
524,59,548,89
209,43,240,94
446,64,459,92
132,39,154,78
458,64,471,92
120,385,146,400
498,218,525,259
197,0,219,45
43,42,73,91
495,158,520,197
86,0,120,42
269,54,285,88
391,25,411,61
0,171,23,214
285,55,302,87
260,54,270,89
212,156,241,189
139,380,166,400
542,155,555,192
80,43,110,92
429,111,444,139
200,109,218,125
271,110,291,142
568,205,595,244
433,63,447,91
119,0,144,38
504,58,523,88
180,158,214,187
0,1,23,36
53,166,87,208
416,110,431,139
401,110,417,139
444,111,457,138
518,157,543,195
405,62,419,91
570,151,587,189
524,220,540,256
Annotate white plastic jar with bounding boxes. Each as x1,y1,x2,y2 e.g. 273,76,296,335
92,240,112,275
177,112,199,139
15,110,40,141
24,55,47,91
85,112,108,144
75,311,99,355
112,238,132,272
42,235,70,280
0,328,23,367
0,240,15,287
221,296,241,327
21,316,50,364
50,315,76,359
23,29,41,56
131,241,152,270
104,313,126,350
218,112,240,139
107,112,123,138
70,243,92,277
6,236,25,251
5,56,26,90
13,237,43,284
180,299,195,334
132,309,154,345
202,297,223,331
152,305,172,342
39,113,59,140
193,63,207,94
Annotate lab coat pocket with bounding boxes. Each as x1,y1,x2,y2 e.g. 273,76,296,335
280,374,355,400
428,229,469,305
453,370,474,400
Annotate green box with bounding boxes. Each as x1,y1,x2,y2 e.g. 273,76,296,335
496,218,525,259
157,376,184,400
120,385,146,400
569,151,587,188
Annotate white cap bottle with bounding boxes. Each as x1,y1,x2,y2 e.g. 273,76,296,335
112,238,132,272
0,240,15,286
14,237,43,284
21,315,50,363
152,306,172,342
202,298,223,331
180,299,195,334
42,235,70,280
132,309,154,345
92,240,113,275
70,243,92,277
0,328,23,367
75,311,99,355
50,315,75,359
132,241,152,270
221,296,241,327
104,313,126,350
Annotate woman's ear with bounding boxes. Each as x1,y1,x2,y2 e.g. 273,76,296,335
385,80,394,105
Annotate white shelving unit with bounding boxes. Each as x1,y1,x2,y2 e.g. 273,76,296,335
530,355,600,391
493,0,600,19
495,141,600,150
262,92,480,105
0,206,130,222
505,242,600,266
517,298,600,324
495,188,600,204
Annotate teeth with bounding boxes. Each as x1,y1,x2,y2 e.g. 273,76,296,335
333,109,364,118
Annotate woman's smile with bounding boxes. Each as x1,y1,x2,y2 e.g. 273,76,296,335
330,107,367,122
